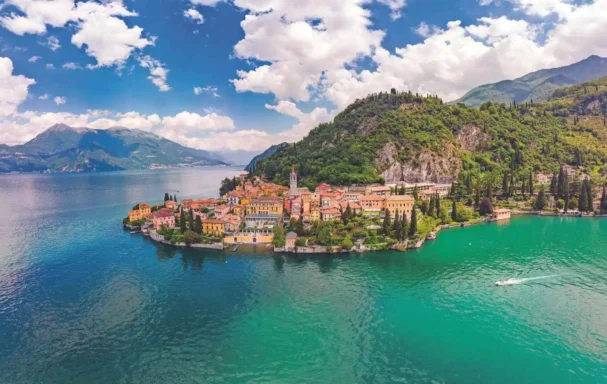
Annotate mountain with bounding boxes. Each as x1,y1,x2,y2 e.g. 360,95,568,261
253,78,607,187
453,55,607,107
244,142,288,172
0,124,228,173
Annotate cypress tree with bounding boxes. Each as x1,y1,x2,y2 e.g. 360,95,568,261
346,203,352,220
502,174,509,197
409,208,417,236
180,210,186,233
428,196,436,217
451,200,457,222
393,209,401,239
557,167,566,198
435,193,441,217
189,209,195,231
550,174,558,196
164,192,169,202
195,215,202,234
564,181,570,213
586,180,593,213
521,180,526,197
413,185,418,200
529,173,534,195
534,187,546,210
401,213,409,240
601,185,607,214
474,185,480,207
486,181,493,202
174,194,178,203
383,209,391,235
579,179,588,213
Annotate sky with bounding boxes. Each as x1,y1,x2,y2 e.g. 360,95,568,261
1,0,607,163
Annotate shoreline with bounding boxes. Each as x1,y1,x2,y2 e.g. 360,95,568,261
129,209,607,255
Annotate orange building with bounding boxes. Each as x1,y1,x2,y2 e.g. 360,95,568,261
202,219,225,237
165,200,178,209
359,195,385,212
385,195,415,218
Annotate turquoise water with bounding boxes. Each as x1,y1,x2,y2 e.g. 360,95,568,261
0,168,606,383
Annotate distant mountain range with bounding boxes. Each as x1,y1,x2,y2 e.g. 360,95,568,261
0,124,228,173
453,55,607,107
244,142,288,172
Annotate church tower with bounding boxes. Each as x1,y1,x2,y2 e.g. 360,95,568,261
290,165,297,195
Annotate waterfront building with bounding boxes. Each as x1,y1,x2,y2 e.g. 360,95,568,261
128,209,143,222
493,208,512,221
152,209,175,230
321,207,340,221
359,195,385,213
165,200,178,210
290,165,298,195
285,232,298,249
202,219,225,237
224,230,274,244
223,215,241,233
385,195,415,218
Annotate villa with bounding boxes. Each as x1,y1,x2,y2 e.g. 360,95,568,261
165,200,178,210
202,219,225,237
152,209,175,230
385,195,415,218
493,208,512,221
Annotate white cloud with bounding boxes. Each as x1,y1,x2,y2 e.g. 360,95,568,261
377,0,407,20
189,0,223,5
39,93,49,100
0,111,91,144
1,1,153,68
45,35,61,51
465,16,537,44
28,55,41,62
415,22,441,38
231,0,385,102
193,86,219,97
265,100,334,142
0,57,36,117
45,63,54,69
88,111,161,130
53,96,66,105
137,56,170,92
184,8,204,24
62,62,82,70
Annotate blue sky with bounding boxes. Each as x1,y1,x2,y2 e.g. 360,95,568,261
1,0,606,163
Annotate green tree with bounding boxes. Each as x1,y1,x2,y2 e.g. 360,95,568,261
451,199,457,222
579,179,588,212
428,196,436,217
479,197,494,216
183,230,201,247
393,209,401,239
529,172,534,195
435,194,441,216
342,236,353,250
317,224,333,246
408,208,417,236
412,185,418,201
180,210,186,233
272,226,286,247
164,192,169,202
586,180,594,213
557,167,566,198
564,181,570,213
401,213,409,240
189,209,195,231
296,216,304,235
486,181,493,202
383,209,391,234
550,174,558,196
534,187,546,210
195,215,202,234
600,185,607,214
502,173,509,197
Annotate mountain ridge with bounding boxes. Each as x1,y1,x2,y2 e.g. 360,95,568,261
0,124,229,173
453,55,607,107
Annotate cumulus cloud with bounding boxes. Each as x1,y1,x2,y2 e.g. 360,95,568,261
1,1,153,67
377,0,407,20
138,55,170,91
193,86,219,97
88,111,161,130
414,22,441,38
189,0,223,5
45,35,61,51
45,63,54,69
184,9,204,24
54,96,66,105
62,62,82,70
28,55,41,62
0,57,36,117
39,93,49,100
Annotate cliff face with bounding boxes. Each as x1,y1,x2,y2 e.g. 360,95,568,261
253,78,607,187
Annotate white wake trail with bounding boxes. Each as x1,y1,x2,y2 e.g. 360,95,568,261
503,275,560,285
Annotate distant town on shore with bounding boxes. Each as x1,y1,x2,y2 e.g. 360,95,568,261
124,163,607,253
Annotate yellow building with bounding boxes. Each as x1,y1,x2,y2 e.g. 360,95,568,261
139,203,151,216
128,203,152,222
385,195,415,218
231,204,245,218
128,209,143,222
310,207,321,222
224,231,274,244
245,197,283,217
202,219,225,237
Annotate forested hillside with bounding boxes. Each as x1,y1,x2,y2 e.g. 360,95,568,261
254,78,607,189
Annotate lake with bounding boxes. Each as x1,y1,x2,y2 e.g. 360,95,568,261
0,167,606,383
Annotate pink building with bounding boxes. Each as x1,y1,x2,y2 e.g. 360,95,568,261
214,205,231,218
152,209,175,230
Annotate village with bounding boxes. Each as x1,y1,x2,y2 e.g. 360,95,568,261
124,165,607,253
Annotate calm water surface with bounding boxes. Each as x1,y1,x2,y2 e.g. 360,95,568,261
0,167,606,383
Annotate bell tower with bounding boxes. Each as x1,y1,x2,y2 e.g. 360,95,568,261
290,165,297,195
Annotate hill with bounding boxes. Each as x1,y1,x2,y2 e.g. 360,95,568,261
453,55,607,107
244,142,288,172
0,124,228,173
253,78,607,189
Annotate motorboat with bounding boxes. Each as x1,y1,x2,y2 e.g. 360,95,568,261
495,278,517,286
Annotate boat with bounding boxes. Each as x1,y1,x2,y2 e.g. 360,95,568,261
495,279,516,286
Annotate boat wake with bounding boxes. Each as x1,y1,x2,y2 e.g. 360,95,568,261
495,275,559,286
